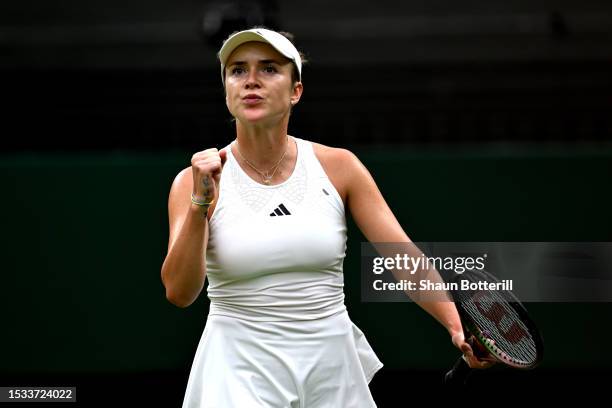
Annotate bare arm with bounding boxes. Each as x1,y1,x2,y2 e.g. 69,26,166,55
160,168,209,307
341,149,492,368
160,148,226,308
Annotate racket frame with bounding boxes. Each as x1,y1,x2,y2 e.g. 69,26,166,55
451,269,544,370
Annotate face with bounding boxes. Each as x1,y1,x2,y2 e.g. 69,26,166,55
224,41,303,125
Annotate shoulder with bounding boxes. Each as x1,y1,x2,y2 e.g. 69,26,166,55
311,141,356,163
308,140,365,204
173,166,193,187
310,140,365,177
169,166,193,199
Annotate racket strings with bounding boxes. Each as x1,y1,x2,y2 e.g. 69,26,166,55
460,291,538,367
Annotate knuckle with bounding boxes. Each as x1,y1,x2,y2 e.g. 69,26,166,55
192,147,218,158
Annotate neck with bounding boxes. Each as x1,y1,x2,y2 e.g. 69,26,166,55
235,118,290,168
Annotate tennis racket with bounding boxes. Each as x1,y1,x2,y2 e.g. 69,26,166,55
443,268,544,386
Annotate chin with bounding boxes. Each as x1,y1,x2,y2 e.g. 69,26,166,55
240,114,267,125
239,109,275,124
235,107,287,126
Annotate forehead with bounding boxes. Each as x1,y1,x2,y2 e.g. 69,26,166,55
225,41,291,65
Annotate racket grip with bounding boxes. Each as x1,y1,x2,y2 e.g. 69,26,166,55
444,355,473,386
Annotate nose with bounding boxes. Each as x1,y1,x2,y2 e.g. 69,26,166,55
244,67,260,89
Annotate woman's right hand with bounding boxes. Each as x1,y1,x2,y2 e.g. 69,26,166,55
191,148,227,203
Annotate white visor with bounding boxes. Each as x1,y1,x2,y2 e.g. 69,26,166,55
217,28,302,85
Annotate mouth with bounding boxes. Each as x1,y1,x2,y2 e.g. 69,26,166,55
242,94,263,105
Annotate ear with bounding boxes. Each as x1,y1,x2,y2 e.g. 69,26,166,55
290,82,304,106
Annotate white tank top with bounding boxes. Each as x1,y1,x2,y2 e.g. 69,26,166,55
205,136,348,321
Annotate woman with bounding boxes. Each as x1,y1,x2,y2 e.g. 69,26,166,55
161,27,493,407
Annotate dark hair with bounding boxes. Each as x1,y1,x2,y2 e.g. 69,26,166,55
276,30,308,84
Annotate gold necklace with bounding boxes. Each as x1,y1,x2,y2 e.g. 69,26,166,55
234,136,289,185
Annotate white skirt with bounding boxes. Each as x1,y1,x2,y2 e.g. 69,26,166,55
181,310,383,408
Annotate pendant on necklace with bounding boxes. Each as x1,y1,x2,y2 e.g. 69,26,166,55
263,174,271,184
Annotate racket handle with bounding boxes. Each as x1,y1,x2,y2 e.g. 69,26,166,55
444,355,473,386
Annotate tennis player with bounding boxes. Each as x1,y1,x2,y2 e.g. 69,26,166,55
161,27,493,407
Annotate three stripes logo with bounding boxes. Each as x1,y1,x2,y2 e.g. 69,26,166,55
270,203,291,217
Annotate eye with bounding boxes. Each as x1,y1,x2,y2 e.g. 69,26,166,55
230,67,245,75
263,65,277,73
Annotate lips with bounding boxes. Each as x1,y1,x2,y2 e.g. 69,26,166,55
242,94,263,105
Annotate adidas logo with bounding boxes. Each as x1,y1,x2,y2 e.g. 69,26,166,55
270,203,292,217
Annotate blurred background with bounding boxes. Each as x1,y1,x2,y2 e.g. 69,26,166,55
1,0,611,405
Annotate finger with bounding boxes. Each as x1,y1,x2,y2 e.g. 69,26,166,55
211,160,223,186
460,342,473,357
205,159,223,171
464,353,496,369
451,332,475,359
455,334,474,355
193,160,222,177
451,332,465,348
481,355,498,363
191,148,218,161
192,156,222,167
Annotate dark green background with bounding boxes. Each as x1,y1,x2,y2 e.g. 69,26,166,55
1,144,611,379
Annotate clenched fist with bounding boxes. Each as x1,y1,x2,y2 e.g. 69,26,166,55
191,148,227,204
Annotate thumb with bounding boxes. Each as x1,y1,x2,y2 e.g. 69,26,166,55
460,342,474,358
452,332,474,357
212,148,226,187
219,148,227,167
